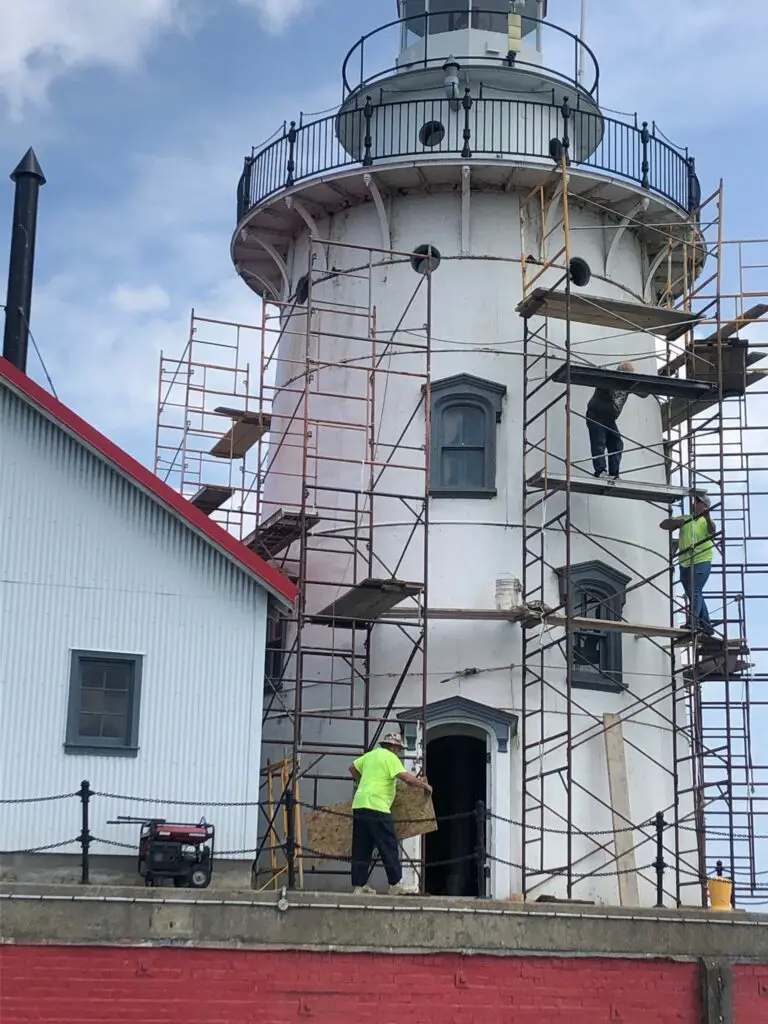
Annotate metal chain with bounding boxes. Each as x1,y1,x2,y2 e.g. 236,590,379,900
0,793,78,805
92,792,260,808
0,838,79,855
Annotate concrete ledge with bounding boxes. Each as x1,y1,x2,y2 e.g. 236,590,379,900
2,884,766,961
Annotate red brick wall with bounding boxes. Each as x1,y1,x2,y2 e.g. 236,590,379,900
0,946,763,1023
735,963,768,1022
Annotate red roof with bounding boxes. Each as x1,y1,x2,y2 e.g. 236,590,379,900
0,357,297,607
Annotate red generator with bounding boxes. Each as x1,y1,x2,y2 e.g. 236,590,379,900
129,818,215,888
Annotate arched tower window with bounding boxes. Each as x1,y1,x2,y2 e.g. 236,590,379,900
428,374,506,498
555,560,632,692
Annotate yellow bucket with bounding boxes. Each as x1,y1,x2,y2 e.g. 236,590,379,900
707,876,733,911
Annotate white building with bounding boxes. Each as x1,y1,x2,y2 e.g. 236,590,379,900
0,356,296,873
228,1,706,904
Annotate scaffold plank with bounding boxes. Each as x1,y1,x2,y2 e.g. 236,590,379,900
380,607,527,622
244,509,320,559
659,303,768,376
550,363,714,401
525,614,690,639
382,606,689,639
516,288,701,340
313,578,424,627
527,470,692,504
661,370,768,430
189,484,235,515
210,407,271,459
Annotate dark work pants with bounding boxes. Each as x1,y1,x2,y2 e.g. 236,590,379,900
351,809,402,887
587,416,623,477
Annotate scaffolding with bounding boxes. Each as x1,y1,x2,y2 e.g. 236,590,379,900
156,238,432,888
155,192,766,909
667,233,768,909
518,149,767,906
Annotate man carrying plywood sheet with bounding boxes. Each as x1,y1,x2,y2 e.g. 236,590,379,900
349,732,432,896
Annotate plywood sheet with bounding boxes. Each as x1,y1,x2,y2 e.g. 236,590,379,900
304,786,437,861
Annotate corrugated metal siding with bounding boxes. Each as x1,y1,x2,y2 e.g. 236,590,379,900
0,386,267,857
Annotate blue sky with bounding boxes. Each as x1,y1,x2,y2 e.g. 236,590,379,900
0,0,766,464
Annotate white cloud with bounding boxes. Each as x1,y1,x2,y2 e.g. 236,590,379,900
111,284,172,314
0,0,189,115
0,0,316,116
237,0,316,35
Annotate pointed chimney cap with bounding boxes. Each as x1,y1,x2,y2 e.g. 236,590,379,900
10,148,46,186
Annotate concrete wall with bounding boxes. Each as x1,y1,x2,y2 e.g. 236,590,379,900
0,387,269,860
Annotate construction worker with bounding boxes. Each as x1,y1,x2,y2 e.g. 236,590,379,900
586,361,648,480
659,493,717,635
348,732,432,896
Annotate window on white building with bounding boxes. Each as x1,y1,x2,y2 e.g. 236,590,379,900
554,561,631,692
428,374,506,498
65,651,143,756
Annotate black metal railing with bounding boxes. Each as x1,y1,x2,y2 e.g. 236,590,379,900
341,11,601,99
237,95,695,221
4,783,762,908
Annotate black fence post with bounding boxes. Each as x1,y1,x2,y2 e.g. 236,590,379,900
286,121,297,189
362,96,374,167
687,156,701,214
653,810,666,908
78,779,92,885
285,786,297,890
640,121,650,189
560,96,571,163
237,158,253,222
461,88,473,159
474,800,487,899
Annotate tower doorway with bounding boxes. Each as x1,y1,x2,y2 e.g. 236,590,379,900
424,732,487,897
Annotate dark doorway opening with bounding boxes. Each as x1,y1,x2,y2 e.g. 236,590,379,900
424,733,487,897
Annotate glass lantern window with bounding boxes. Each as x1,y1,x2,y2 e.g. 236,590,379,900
471,0,509,33
402,2,513,43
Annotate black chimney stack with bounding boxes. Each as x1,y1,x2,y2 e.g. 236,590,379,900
3,148,46,373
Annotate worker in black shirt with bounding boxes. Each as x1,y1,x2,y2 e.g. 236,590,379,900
586,361,648,481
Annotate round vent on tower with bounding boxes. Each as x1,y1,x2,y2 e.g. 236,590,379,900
568,257,592,288
419,120,446,148
410,245,442,275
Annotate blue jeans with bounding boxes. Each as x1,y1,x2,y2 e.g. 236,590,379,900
680,561,713,631
587,417,623,477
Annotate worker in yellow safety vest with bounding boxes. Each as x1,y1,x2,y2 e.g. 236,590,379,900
348,732,432,896
659,493,718,635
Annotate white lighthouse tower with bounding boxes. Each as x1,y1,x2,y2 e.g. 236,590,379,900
231,2,711,904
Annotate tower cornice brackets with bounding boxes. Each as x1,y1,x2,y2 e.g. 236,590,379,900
644,243,673,304
542,174,568,262
363,172,391,255
606,197,649,275
234,263,281,303
461,165,471,256
238,228,290,301
285,195,328,271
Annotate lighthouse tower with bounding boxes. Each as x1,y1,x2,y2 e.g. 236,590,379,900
232,2,711,904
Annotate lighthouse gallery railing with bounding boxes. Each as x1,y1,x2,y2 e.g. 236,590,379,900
237,96,695,221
